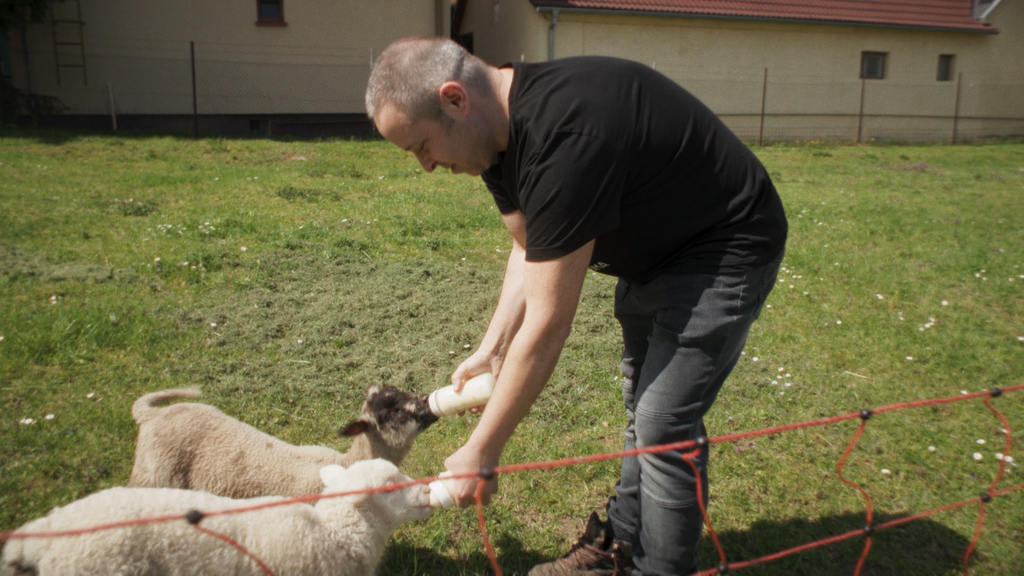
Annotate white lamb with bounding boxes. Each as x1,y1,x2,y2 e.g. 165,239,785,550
127,385,438,499
2,459,432,576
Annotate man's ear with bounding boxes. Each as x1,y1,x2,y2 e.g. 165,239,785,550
438,81,470,121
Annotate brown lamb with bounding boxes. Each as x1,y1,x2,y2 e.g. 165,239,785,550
126,385,438,499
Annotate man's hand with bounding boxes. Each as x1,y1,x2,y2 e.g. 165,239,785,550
450,353,499,415
444,442,499,507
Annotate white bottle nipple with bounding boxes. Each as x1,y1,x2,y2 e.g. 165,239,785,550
428,471,455,508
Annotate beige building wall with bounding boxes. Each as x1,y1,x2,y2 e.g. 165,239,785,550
459,1,1022,142
12,0,447,116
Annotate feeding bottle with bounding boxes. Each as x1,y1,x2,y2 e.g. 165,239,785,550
428,472,456,509
427,373,496,417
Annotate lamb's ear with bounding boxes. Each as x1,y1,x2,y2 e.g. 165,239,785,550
319,464,347,487
339,418,376,437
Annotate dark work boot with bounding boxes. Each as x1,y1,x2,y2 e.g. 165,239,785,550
528,511,634,576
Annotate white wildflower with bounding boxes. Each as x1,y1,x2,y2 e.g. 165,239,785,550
973,453,983,461
977,439,986,445
881,469,891,475
20,418,34,425
942,300,948,306
45,414,54,420
928,446,936,452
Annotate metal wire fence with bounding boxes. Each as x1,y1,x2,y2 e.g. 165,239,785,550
654,63,1024,145
8,26,1024,142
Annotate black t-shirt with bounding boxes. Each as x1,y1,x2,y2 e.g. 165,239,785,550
482,56,787,283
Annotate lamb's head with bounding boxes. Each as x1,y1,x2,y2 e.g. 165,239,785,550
338,385,439,464
319,460,433,524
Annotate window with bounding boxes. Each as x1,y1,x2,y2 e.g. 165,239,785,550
937,54,954,82
257,0,285,26
860,52,887,79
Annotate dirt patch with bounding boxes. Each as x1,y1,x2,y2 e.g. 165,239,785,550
0,243,47,280
43,263,114,283
1,243,138,284
171,251,504,404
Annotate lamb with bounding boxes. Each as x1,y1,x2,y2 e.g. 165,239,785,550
2,459,433,576
126,385,438,499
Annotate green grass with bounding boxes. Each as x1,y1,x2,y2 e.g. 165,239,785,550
1,129,1022,575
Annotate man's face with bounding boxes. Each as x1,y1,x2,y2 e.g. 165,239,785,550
374,102,493,177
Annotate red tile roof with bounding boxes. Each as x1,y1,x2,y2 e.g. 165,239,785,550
530,0,996,33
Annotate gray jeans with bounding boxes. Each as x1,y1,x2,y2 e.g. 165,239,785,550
606,256,781,576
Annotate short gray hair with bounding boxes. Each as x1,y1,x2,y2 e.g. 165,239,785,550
365,37,490,124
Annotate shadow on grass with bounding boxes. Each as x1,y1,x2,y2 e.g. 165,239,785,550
0,126,173,145
380,511,974,575
379,530,548,576
696,511,974,576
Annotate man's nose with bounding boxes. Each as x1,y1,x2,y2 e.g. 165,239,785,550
416,155,436,173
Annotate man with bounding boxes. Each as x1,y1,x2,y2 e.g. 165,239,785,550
365,37,787,576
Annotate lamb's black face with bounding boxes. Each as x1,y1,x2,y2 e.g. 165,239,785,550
365,385,439,432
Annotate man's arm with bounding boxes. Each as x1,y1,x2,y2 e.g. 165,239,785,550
450,211,529,387
445,211,594,504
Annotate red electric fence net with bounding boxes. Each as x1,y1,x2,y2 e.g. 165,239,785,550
3,384,1021,576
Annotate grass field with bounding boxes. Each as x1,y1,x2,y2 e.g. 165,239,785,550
1,128,1022,575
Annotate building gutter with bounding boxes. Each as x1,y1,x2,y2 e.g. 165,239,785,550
534,6,997,35
547,9,559,61
978,0,1004,22
452,0,467,37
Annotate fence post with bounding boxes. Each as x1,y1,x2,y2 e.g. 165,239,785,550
191,40,198,138
856,78,865,144
758,67,767,146
951,72,962,145
107,82,117,130
21,26,38,127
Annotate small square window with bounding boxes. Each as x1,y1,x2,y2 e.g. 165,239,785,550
860,52,887,79
257,0,285,25
937,54,954,82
